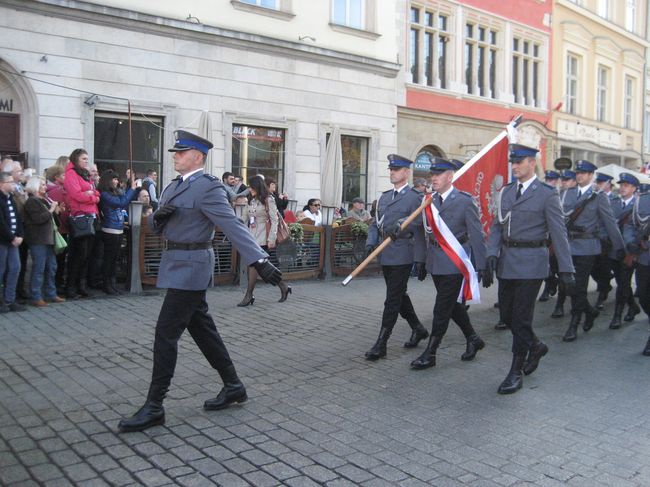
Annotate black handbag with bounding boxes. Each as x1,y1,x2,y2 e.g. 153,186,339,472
68,214,96,238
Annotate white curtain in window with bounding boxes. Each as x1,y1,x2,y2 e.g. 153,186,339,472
321,126,343,207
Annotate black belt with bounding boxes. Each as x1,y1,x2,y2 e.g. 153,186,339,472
429,234,468,247
163,241,212,251
568,231,597,240
503,238,549,248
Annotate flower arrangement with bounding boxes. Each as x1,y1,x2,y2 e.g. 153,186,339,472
350,221,369,239
288,223,304,243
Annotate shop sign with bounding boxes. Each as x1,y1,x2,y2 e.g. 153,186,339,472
0,98,14,112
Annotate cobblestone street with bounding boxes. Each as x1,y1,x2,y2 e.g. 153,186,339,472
1,276,650,486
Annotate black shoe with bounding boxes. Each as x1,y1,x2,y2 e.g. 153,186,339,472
494,320,509,330
523,342,548,376
236,294,255,307
365,327,391,361
582,308,598,332
204,366,248,410
103,282,118,296
643,336,650,356
563,314,580,342
497,354,526,394
410,335,442,370
0,301,9,313
118,385,167,433
624,300,640,322
609,304,624,330
538,289,550,302
461,334,485,361
595,292,607,310
8,302,27,312
551,304,564,318
404,323,429,348
278,285,292,303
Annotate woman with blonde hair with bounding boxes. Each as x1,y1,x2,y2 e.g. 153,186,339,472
238,175,291,306
23,176,65,306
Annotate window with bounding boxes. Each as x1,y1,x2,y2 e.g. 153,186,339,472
232,125,285,189
597,66,608,122
566,55,578,114
597,0,609,18
512,37,542,106
333,0,364,30
625,0,636,32
644,112,650,152
465,23,497,97
624,77,634,129
240,0,277,8
341,135,368,204
94,112,163,182
408,6,449,89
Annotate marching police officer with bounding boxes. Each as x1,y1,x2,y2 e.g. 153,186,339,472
591,172,618,309
485,144,575,394
539,170,562,303
608,173,641,329
118,130,282,433
624,186,650,354
560,160,624,342
410,157,486,370
364,154,427,360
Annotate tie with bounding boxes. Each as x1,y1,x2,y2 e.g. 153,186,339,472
438,194,443,206
393,190,398,200
175,177,183,189
516,183,523,200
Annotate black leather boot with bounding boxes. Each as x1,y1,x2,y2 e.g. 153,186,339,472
110,277,124,295
523,341,548,375
538,282,550,302
624,298,640,322
365,327,392,361
609,303,625,329
563,314,580,342
595,291,607,310
643,336,650,356
410,335,442,369
118,384,167,433
582,307,599,332
404,322,429,348
494,320,510,330
204,365,247,410
77,279,90,298
461,334,485,361
497,354,526,394
103,277,118,295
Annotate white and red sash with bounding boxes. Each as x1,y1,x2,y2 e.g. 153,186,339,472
423,199,481,304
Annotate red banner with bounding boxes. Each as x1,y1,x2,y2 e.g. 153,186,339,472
453,132,510,237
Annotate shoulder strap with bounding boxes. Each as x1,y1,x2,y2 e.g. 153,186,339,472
566,192,597,226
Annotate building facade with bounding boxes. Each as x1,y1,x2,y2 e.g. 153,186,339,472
398,0,554,180
0,0,402,206
552,0,648,171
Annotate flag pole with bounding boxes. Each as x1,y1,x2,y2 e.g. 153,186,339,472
341,115,522,286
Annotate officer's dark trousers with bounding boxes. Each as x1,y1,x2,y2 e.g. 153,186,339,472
570,255,597,316
381,264,419,330
498,279,542,354
151,288,232,389
430,274,475,338
636,264,650,317
591,250,612,292
610,258,634,305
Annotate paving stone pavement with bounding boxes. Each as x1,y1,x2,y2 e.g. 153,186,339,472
1,276,650,486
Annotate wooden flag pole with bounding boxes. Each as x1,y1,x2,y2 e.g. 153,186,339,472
341,194,431,286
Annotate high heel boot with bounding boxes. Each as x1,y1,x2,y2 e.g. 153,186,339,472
278,282,292,303
237,294,255,307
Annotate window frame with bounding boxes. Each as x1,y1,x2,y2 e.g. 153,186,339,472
408,5,450,89
230,0,294,21
597,0,609,18
624,76,634,129
512,36,542,107
231,124,287,191
332,0,365,30
565,54,579,115
625,0,637,32
596,65,609,123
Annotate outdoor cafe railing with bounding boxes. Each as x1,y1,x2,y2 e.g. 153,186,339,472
329,222,381,277
270,224,325,280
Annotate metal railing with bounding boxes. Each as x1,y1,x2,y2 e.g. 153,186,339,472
330,223,380,277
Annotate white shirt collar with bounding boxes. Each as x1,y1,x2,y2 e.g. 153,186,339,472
578,184,591,196
517,175,537,194
439,185,454,202
393,183,408,194
622,196,634,206
180,168,203,181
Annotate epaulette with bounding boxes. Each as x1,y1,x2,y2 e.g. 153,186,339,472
541,182,554,190
458,190,472,198
382,188,393,194
504,181,516,188
203,174,218,181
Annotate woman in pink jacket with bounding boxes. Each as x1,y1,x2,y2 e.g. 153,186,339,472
63,148,99,298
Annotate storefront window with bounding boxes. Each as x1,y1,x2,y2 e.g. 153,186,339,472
341,135,368,204
94,112,163,182
232,124,285,189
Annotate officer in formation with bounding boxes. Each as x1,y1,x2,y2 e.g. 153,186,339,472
364,154,428,361
410,157,486,370
538,170,562,302
560,160,624,342
485,144,575,394
624,184,650,354
590,173,618,309
608,173,641,329
118,131,282,433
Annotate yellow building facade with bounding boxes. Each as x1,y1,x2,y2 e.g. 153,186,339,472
551,0,648,170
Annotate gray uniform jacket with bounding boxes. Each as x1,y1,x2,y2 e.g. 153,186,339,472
608,198,633,259
366,186,425,266
423,188,486,275
624,194,650,266
562,187,624,256
487,180,574,279
149,171,267,290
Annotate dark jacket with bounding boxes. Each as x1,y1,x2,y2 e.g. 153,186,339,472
272,192,288,217
100,188,136,231
0,191,24,245
24,195,54,246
